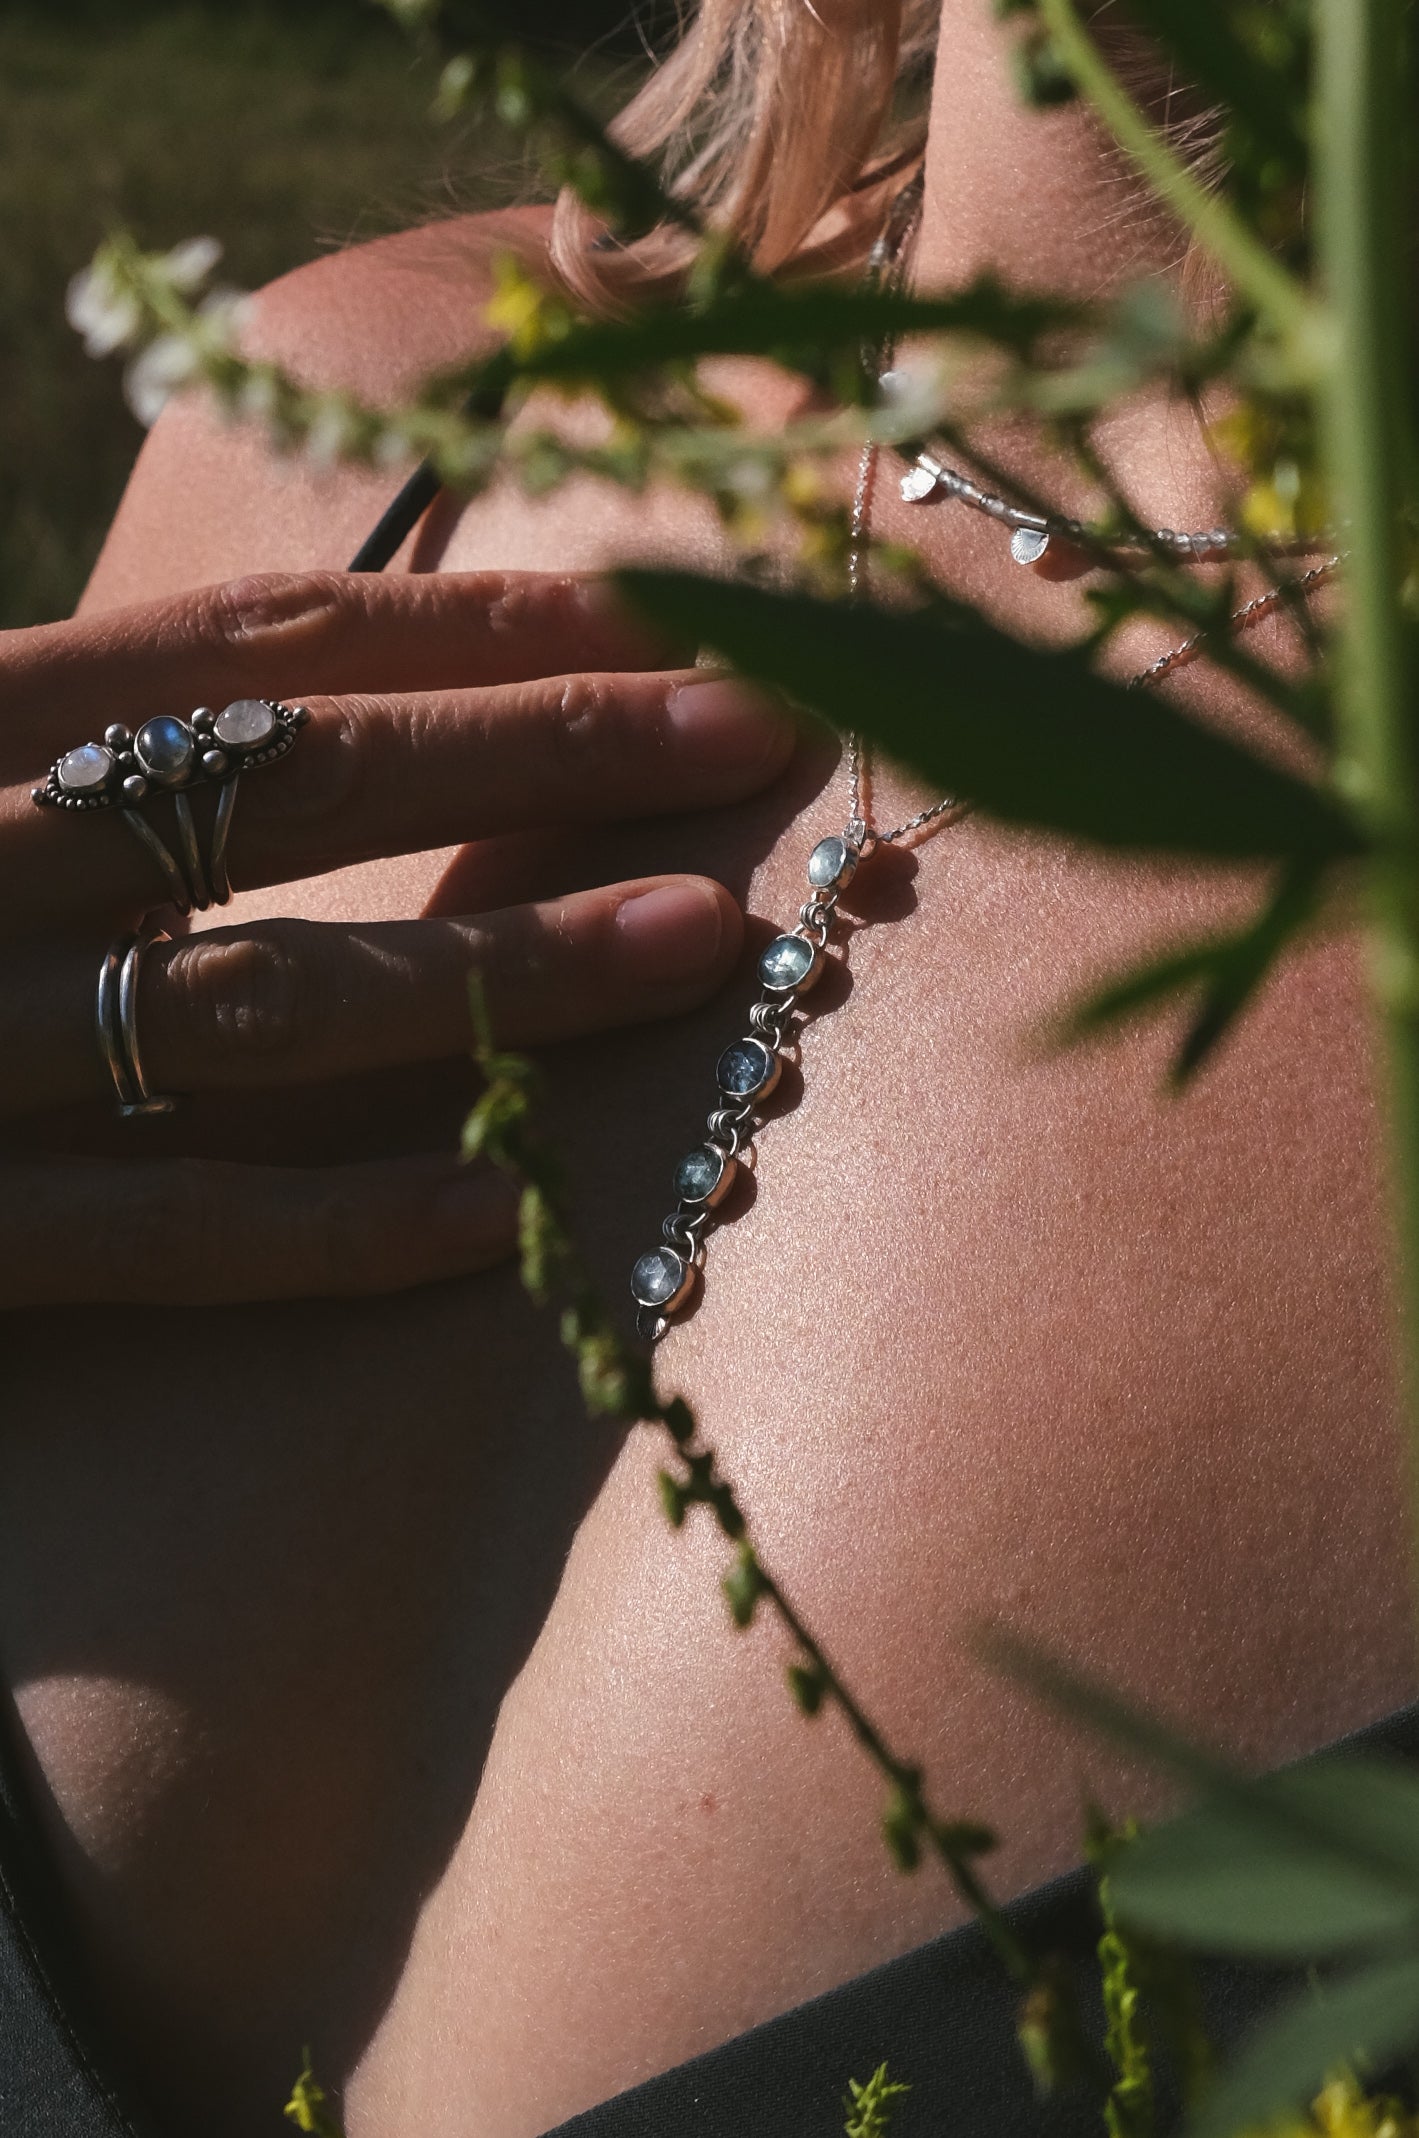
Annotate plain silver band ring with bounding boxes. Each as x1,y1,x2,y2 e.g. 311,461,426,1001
96,929,178,1119
121,809,193,917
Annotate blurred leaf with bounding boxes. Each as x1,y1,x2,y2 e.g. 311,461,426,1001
1121,0,1308,174
1186,1958,1419,2138
468,276,1074,396
1111,1758,1419,1957
986,1628,1419,1878
618,573,1362,863
1066,861,1323,1081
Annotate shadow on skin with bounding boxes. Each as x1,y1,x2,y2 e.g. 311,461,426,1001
0,722,921,2134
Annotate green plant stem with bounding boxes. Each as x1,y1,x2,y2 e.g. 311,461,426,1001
1314,0,1419,1641
1036,0,1316,360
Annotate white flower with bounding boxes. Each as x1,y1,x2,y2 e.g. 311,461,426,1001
160,235,222,294
65,262,141,358
305,400,358,467
124,334,198,426
198,285,254,341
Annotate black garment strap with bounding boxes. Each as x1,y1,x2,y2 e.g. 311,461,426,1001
347,457,442,573
543,1700,1419,2138
0,1685,157,2137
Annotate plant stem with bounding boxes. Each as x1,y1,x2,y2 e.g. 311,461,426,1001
1037,0,1316,362
1314,0,1419,1639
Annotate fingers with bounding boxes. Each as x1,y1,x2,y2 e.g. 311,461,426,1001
0,877,742,1115
0,1152,520,1307
228,670,792,889
9,671,793,925
3,568,684,769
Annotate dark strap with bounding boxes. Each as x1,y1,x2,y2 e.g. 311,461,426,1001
347,457,442,573
543,1701,1419,2138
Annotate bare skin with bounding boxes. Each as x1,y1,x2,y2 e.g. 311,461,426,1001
3,9,1411,2137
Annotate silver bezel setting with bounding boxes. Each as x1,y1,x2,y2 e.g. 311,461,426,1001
758,932,822,996
32,699,309,812
672,1144,737,1209
806,835,859,893
716,1036,781,1104
630,1246,694,1313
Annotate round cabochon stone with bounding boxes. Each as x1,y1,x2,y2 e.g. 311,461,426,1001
807,835,857,891
58,742,113,794
214,698,277,749
716,1037,776,1099
673,1145,726,1203
631,1246,688,1309
758,933,816,992
134,715,195,783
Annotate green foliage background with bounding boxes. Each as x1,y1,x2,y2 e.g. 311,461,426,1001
0,0,634,629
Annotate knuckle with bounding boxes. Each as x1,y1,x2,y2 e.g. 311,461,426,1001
165,925,323,1066
264,690,377,830
547,673,642,776
196,570,354,655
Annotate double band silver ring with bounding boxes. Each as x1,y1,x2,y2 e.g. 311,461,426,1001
34,698,309,917
96,928,177,1118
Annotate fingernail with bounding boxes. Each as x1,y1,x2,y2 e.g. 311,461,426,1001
432,1164,519,1252
615,882,724,986
667,678,792,770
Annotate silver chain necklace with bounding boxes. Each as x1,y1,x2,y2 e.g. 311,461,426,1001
627,200,1336,1344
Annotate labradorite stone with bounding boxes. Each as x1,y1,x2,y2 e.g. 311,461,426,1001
758,934,815,991
631,1247,686,1308
717,1038,773,1098
674,1145,725,1203
134,715,195,784
807,835,856,890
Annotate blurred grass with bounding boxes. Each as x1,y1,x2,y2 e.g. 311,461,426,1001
0,1,626,627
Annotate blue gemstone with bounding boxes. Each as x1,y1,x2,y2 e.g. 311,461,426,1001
631,1247,687,1309
134,715,195,785
674,1145,725,1203
807,835,856,890
717,1037,774,1098
758,934,815,992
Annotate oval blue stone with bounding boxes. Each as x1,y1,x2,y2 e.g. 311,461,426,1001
134,714,195,784
758,933,815,992
674,1145,725,1203
631,1247,687,1309
717,1037,774,1098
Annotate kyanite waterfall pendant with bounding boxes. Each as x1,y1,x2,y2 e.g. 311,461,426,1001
629,827,863,1340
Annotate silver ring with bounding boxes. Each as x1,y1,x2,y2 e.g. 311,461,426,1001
34,699,310,917
96,928,177,1118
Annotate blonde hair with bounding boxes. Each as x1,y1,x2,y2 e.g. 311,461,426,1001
550,0,941,308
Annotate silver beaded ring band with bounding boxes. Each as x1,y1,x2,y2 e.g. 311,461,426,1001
33,698,310,916
96,927,178,1118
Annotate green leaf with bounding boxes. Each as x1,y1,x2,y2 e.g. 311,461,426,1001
617,573,1362,863
1186,1958,1419,2138
466,278,1075,400
1111,1758,1419,1958
722,1542,766,1628
984,1634,1419,1950
1065,860,1323,1081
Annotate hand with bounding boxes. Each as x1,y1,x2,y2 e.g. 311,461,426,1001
1,569,793,1307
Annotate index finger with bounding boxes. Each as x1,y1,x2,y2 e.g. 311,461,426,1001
0,569,686,770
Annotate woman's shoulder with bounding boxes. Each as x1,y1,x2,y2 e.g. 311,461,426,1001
80,204,553,612
242,203,553,401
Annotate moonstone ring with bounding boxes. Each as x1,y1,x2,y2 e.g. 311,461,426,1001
33,698,309,915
